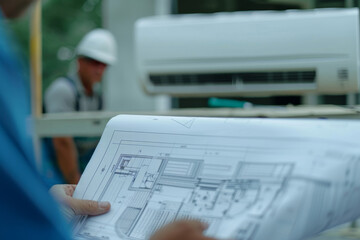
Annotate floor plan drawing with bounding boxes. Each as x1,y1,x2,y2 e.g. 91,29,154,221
72,115,360,240
75,149,294,240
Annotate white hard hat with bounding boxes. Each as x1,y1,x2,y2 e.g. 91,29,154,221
76,28,117,65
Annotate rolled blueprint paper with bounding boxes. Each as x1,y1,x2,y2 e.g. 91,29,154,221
73,115,360,240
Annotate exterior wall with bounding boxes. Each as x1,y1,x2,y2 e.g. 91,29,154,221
103,0,158,111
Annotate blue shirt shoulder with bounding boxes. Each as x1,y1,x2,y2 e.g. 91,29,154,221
0,14,70,239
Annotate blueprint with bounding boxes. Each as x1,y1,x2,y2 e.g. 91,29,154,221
73,115,360,240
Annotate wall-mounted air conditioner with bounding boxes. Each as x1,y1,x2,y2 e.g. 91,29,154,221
135,8,360,96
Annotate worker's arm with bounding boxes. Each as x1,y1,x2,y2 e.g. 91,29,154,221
53,137,81,184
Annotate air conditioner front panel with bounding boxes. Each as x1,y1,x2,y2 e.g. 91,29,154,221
141,58,359,95
137,9,358,62
135,8,360,96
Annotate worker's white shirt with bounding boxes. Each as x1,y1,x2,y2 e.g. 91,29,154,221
44,74,102,113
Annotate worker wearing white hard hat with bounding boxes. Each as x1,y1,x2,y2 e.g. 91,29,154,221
44,28,117,184
77,28,117,65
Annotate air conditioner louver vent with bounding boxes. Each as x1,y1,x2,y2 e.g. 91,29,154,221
150,71,316,86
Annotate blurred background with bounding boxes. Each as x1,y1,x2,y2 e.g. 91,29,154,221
14,1,360,239
10,0,102,92
11,0,360,114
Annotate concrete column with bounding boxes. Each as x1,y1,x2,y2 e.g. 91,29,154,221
103,0,157,111
154,0,173,112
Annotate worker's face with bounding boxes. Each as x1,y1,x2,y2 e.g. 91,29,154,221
78,57,107,89
0,0,35,19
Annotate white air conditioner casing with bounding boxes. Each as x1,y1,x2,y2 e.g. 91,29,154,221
135,8,360,96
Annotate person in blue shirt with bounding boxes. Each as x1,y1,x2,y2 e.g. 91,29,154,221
0,0,112,239
0,1,214,240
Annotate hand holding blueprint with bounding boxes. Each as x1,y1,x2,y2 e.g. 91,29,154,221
73,115,360,240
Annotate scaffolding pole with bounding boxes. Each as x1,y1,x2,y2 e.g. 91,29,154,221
30,0,42,170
